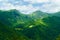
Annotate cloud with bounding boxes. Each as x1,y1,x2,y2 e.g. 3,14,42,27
39,0,60,13
0,0,60,14
15,4,38,14
0,0,37,14
0,2,15,10
23,0,49,3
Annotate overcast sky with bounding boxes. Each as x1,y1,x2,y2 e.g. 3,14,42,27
0,0,60,14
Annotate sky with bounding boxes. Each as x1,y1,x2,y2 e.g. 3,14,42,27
0,0,60,14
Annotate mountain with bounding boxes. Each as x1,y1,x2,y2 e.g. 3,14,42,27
39,15,60,40
53,12,60,17
0,9,60,40
0,9,32,40
0,9,33,28
0,9,21,27
0,19,30,40
30,10,49,18
27,11,60,40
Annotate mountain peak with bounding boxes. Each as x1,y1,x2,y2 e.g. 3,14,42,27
33,10,43,13
9,9,18,11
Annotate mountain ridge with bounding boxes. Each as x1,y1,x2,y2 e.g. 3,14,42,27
0,9,60,40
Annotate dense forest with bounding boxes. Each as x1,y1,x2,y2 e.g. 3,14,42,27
0,9,60,40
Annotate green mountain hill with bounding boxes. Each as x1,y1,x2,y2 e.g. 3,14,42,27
0,9,33,28
0,9,60,40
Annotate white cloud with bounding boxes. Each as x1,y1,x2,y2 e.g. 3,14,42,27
0,0,60,14
0,3,15,10
15,4,38,14
0,0,2,1
51,0,60,5
39,0,60,13
0,0,37,14
24,0,49,3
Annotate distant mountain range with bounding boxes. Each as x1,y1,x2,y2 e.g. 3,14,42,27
0,9,60,40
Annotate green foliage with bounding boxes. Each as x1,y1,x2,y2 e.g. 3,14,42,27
0,10,60,40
